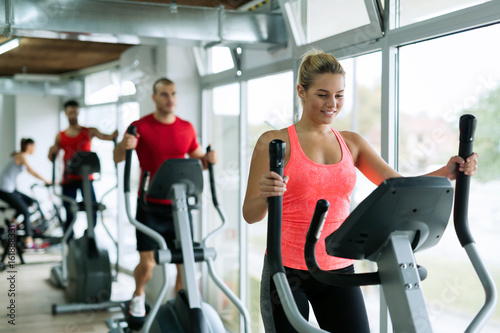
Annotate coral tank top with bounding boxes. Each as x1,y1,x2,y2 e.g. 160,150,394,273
281,125,356,270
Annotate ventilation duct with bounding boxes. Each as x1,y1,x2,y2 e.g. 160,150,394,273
0,0,287,48
0,77,82,96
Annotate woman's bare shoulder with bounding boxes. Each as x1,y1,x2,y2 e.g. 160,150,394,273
255,128,289,149
339,130,361,145
14,153,27,165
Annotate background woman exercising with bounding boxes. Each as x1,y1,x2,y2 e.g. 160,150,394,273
0,138,51,250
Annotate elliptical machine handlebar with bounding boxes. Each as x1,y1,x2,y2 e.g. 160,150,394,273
266,139,326,333
200,145,253,332
304,200,382,287
453,114,497,333
267,139,286,275
51,153,57,187
201,145,226,247
123,125,136,194
206,145,218,207
49,152,79,282
123,125,170,333
123,125,167,250
454,114,476,247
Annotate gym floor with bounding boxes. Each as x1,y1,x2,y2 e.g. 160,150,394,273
0,249,133,333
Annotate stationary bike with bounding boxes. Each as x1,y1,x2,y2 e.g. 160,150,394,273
266,114,497,332
50,151,119,314
109,125,250,332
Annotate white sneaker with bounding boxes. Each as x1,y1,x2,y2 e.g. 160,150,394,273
128,294,146,317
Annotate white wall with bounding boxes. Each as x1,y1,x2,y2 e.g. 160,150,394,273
120,45,157,118
165,45,201,132
119,45,200,129
14,95,59,194
0,95,16,169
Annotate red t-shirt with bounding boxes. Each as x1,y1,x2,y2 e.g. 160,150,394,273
131,114,200,203
59,127,93,184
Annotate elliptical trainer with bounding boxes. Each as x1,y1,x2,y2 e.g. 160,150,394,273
265,114,497,332
109,125,250,332
50,151,119,314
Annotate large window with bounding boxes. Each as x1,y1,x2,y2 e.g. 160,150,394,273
116,102,141,272
398,0,492,27
205,83,242,332
58,103,119,258
210,46,235,74
338,52,382,205
281,0,382,48
199,2,500,331
246,71,294,332
84,70,120,105
338,51,383,331
399,23,500,331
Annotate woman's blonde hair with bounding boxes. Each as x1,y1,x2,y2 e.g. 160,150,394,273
297,48,345,92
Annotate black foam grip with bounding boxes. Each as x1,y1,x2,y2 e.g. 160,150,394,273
206,145,219,207
267,139,286,275
454,114,477,246
139,171,150,209
124,125,137,193
51,153,57,184
304,199,381,286
305,199,330,243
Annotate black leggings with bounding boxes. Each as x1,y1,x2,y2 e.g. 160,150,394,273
0,190,36,237
264,259,370,333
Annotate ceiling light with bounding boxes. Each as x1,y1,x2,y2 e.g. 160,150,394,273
0,38,20,55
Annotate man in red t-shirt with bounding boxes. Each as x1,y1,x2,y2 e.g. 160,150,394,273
48,100,118,235
114,78,217,318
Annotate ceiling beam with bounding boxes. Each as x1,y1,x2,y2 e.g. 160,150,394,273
0,0,287,48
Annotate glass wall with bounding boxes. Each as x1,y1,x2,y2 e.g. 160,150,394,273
205,83,242,331
282,0,382,47
58,103,118,247
116,102,141,271
337,52,382,205
84,70,119,105
206,54,384,331
399,23,500,331
246,71,294,332
398,0,492,27
79,104,119,262
62,72,141,271
210,46,234,74
338,52,383,331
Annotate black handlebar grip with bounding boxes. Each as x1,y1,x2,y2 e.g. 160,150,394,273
267,139,286,275
269,139,286,177
51,153,57,185
304,199,381,286
139,171,150,209
206,145,219,207
454,114,477,246
124,125,137,193
304,199,330,273
305,199,330,244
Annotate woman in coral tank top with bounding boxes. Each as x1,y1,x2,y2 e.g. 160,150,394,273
243,49,478,332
